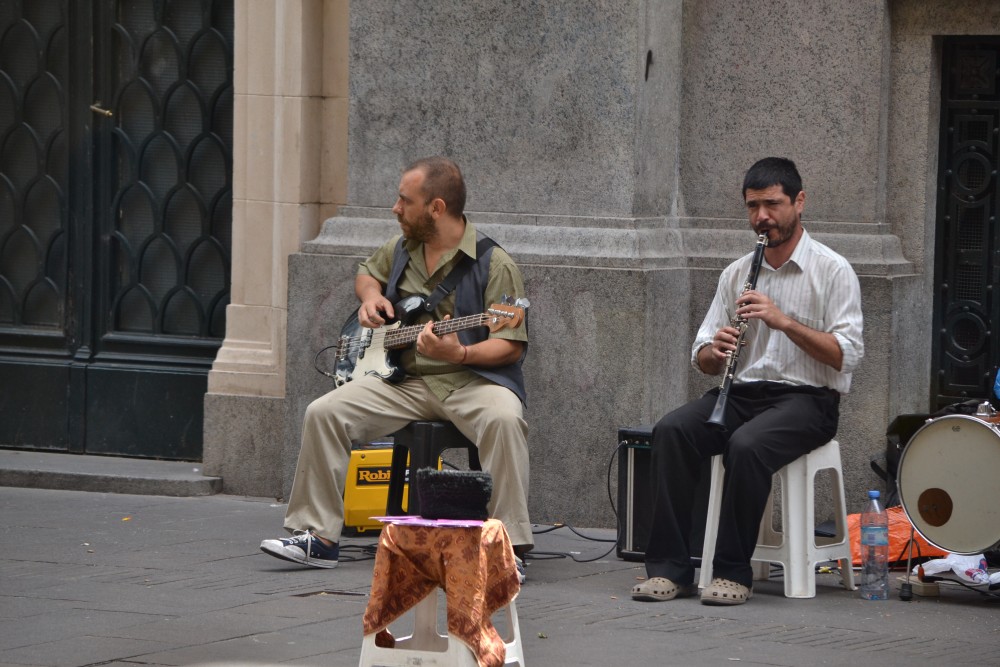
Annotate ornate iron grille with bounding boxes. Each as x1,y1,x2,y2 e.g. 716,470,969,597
0,1,233,458
932,38,1000,409
0,3,69,332
104,0,232,340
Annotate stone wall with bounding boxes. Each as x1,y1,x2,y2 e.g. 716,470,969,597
210,1,1000,531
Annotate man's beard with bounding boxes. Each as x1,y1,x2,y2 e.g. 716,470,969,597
399,210,437,243
755,215,799,248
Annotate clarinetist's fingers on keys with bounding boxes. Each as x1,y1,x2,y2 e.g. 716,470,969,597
737,293,781,325
735,290,768,312
714,326,741,351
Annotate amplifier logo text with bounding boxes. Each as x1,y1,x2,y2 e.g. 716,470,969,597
356,466,392,485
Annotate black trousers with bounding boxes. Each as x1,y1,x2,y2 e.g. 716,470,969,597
644,381,840,588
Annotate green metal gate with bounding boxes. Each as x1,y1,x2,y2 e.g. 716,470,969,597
0,0,233,459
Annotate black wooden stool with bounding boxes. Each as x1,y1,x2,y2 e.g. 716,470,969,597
385,420,482,516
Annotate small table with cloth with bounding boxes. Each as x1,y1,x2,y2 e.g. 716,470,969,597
362,518,521,667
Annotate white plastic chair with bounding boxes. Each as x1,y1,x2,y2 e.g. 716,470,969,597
358,589,525,666
698,439,856,598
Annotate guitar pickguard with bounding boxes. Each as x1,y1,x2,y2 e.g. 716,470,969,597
350,321,406,383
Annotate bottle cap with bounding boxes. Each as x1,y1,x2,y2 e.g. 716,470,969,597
868,490,880,499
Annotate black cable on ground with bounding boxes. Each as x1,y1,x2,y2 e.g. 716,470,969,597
524,537,618,564
524,523,619,563
518,443,633,565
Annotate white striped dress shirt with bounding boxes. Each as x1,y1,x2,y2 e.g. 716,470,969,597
691,229,864,394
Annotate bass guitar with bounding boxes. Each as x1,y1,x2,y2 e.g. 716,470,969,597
319,294,529,387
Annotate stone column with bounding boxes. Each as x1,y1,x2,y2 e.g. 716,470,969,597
203,0,348,497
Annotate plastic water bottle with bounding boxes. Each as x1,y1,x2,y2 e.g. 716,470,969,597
860,489,889,600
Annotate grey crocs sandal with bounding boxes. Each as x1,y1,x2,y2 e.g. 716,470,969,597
631,576,697,602
700,577,752,605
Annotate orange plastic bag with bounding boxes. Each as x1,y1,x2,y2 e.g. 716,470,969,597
847,505,949,565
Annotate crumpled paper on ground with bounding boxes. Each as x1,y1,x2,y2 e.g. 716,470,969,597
913,553,1000,585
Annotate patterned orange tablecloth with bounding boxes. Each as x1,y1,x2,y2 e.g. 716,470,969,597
362,518,520,667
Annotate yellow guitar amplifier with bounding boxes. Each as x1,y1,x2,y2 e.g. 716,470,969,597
343,443,442,533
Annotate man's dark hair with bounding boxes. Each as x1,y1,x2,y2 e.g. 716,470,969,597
405,156,466,216
742,157,802,202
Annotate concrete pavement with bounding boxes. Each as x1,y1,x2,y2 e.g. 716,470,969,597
1,453,999,666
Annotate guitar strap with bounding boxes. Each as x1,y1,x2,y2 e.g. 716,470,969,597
390,235,498,313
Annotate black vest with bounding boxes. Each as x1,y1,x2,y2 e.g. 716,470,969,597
384,233,527,405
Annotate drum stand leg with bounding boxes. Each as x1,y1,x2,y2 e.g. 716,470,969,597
899,527,915,601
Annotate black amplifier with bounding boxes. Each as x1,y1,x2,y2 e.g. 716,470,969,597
616,425,710,562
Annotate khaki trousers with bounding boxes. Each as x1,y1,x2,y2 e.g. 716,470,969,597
283,375,533,548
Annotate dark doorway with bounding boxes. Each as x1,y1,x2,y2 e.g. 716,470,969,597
0,1,233,459
933,37,1000,411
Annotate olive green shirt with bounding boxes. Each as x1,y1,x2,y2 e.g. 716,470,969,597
357,219,527,400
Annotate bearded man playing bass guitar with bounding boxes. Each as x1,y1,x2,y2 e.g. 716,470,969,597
261,157,532,574
630,157,864,606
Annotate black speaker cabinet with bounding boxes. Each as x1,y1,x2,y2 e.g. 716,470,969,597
616,425,710,562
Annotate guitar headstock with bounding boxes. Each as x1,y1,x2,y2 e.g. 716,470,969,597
485,298,528,332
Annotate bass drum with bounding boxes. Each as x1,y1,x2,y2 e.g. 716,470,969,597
897,414,1000,555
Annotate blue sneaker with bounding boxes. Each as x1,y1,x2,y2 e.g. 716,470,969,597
260,530,339,569
514,556,526,584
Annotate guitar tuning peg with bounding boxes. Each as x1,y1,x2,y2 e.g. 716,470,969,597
501,294,513,305
514,297,530,309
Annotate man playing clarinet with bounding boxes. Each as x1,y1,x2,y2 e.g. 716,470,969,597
630,157,864,606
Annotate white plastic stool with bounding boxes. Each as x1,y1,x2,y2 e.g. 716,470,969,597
358,589,525,666
697,439,856,598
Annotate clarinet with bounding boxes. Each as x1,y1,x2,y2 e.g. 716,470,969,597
706,233,769,428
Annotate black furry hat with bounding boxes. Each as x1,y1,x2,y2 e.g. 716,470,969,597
415,468,493,521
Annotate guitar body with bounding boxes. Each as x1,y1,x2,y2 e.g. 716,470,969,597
329,294,527,388
333,296,426,387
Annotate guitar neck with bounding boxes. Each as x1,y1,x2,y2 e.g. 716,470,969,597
383,313,489,349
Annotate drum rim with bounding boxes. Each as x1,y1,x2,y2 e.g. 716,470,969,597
896,413,1000,555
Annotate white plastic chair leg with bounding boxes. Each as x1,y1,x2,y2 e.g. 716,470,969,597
697,455,726,590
